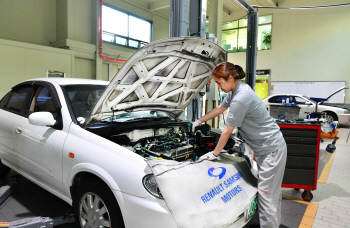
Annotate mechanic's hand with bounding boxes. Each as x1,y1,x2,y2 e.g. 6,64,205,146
192,119,203,132
197,151,218,162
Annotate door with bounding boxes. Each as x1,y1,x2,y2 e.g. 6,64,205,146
293,96,314,119
0,85,33,168
13,84,67,193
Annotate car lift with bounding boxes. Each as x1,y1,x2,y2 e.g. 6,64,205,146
0,184,75,227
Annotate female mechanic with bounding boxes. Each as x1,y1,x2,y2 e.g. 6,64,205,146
193,62,287,228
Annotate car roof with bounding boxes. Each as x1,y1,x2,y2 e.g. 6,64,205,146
25,78,110,86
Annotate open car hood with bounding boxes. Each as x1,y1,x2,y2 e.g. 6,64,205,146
83,37,227,128
321,86,349,104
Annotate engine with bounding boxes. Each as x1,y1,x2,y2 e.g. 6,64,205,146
109,123,227,161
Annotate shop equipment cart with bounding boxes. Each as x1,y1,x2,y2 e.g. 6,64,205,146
278,123,321,201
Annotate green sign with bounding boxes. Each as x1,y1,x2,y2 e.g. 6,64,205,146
245,195,258,222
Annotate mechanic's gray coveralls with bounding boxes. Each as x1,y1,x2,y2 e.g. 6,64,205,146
221,82,287,228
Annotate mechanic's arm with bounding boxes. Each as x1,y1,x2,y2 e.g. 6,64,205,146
198,105,227,123
213,125,235,156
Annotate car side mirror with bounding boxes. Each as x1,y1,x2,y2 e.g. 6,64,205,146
29,112,56,127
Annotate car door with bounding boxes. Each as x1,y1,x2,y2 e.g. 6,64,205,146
13,82,67,193
0,84,33,169
293,96,314,119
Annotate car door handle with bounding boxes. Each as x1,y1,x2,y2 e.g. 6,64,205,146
15,126,23,134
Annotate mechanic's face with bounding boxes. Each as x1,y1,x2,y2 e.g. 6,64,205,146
213,75,235,93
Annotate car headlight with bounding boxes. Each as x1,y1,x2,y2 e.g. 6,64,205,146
143,174,163,199
344,110,350,114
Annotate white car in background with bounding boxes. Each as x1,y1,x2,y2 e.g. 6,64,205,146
262,92,350,124
0,37,258,228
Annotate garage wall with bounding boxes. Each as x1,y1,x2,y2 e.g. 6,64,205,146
227,0,350,103
0,0,169,90
0,0,56,46
0,38,74,96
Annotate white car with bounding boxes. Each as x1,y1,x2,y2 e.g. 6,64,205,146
0,37,257,228
262,92,350,124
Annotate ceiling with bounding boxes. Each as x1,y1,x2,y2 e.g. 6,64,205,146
125,0,278,22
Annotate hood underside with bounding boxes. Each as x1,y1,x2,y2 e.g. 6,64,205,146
83,37,227,128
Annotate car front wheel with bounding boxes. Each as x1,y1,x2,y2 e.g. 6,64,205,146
74,178,125,228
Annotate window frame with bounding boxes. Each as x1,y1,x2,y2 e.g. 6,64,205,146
222,15,272,52
102,4,153,49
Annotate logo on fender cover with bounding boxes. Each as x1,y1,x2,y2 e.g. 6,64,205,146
208,167,226,179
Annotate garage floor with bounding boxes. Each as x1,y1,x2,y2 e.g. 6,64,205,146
0,128,348,228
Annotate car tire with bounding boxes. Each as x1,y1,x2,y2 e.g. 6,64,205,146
324,112,338,123
0,160,11,178
73,178,125,228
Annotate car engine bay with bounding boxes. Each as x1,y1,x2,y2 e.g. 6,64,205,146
93,122,250,164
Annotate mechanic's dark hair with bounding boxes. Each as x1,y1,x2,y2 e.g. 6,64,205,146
211,62,245,81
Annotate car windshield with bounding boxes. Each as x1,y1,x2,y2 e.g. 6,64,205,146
301,95,315,103
63,84,107,120
103,110,171,122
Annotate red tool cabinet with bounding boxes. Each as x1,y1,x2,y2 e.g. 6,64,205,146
278,123,321,201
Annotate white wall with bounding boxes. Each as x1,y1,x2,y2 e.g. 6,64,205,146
228,0,350,103
0,38,74,95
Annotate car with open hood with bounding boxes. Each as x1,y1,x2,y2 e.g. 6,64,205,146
262,87,350,124
0,37,258,228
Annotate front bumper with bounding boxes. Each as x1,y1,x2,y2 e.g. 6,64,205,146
338,114,350,125
116,190,257,228
116,191,178,228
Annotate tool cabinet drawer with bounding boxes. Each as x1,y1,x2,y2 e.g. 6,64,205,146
287,144,317,156
286,156,316,169
284,136,318,145
283,169,315,186
281,129,318,138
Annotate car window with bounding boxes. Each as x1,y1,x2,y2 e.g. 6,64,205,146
6,86,32,114
28,86,58,119
268,96,291,103
63,85,106,120
0,91,12,109
295,97,308,105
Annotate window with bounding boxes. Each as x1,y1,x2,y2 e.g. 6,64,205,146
28,87,58,119
268,96,292,103
63,85,107,120
102,5,152,49
6,87,32,114
295,97,308,105
0,91,12,109
222,15,272,52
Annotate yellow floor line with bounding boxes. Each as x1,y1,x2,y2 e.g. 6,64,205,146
317,128,342,184
282,195,319,228
299,202,319,228
282,195,309,205
318,151,336,183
